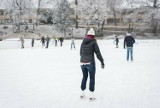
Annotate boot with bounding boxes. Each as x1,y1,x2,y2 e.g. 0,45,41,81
89,91,95,100
80,90,85,98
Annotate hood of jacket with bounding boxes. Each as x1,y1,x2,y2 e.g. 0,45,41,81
82,35,95,44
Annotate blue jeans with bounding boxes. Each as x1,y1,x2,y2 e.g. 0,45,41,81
81,62,96,92
127,47,133,61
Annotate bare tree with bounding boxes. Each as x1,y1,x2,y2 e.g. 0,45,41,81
76,0,108,36
35,0,51,25
146,0,160,8
76,0,123,36
108,0,123,26
149,0,160,8
8,0,35,33
148,10,160,36
50,0,72,36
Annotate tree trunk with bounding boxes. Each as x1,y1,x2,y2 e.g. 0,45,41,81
153,0,157,8
97,19,105,37
113,12,117,26
76,15,78,29
101,19,105,33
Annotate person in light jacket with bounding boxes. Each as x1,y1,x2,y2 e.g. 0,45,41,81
71,37,76,50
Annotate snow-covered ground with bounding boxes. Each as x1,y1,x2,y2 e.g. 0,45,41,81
0,39,160,108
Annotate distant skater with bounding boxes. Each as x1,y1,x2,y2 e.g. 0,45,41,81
31,38,34,47
59,37,64,46
71,37,76,50
54,38,58,46
41,36,45,48
45,36,50,48
114,35,119,48
124,32,135,61
20,37,24,49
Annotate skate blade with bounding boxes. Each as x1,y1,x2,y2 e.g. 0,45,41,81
80,96,85,99
89,98,96,101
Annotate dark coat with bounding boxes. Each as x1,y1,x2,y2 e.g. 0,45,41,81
80,35,104,64
46,37,50,42
41,37,45,43
115,37,119,43
124,36,135,48
59,37,63,42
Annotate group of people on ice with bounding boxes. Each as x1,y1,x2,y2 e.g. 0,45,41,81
40,35,64,48
40,35,51,48
20,35,65,49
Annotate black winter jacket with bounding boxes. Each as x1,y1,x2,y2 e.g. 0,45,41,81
124,36,135,48
80,36,104,64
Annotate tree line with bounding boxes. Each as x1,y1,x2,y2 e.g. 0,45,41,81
0,0,160,36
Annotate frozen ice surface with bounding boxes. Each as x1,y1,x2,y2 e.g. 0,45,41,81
0,39,160,108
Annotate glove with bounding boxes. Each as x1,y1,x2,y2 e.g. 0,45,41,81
101,62,105,69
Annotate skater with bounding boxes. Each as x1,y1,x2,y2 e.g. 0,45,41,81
54,37,58,46
20,37,24,49
124,32,135,61
80,28,105,100
45,35,50,48
40,36,45,48
71,37,76,50
31,38,34,47
25,25,28,32
114,35,119,48
59,37,64,46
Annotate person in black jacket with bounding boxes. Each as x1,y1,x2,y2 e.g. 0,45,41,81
31,38,34,47
20,37,24,49
40,36,45,48
114,35,119,48
59,37,64,46
45,35,50,48
80,28,104,100
124,33,135,61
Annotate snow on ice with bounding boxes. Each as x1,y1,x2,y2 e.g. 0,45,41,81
0,39,160,108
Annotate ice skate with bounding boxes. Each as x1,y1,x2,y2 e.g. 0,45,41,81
89,91,96,101
80,90,85,99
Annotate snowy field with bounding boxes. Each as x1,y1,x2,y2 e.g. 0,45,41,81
0,39,160,108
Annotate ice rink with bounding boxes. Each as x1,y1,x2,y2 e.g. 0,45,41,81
0,39,160,108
